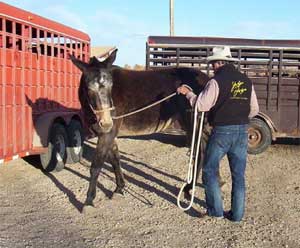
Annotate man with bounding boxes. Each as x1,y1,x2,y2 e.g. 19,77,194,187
177,46,259,222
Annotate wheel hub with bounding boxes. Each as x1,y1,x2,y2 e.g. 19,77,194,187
55,134,65,162
248,127,262,148
73,130,82,155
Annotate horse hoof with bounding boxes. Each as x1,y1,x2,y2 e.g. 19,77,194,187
114,187,124,195
184,191,191,201
82,205,97,214
111,189,125,200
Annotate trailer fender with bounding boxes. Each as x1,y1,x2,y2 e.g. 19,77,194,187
32,112,75,148
254,112,277,140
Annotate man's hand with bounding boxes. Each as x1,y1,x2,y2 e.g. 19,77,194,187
177,85,192,95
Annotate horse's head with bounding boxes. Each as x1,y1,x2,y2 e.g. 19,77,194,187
70,49,117,133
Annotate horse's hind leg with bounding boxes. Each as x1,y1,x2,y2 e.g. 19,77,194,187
85,155,103,206
107,141,125,195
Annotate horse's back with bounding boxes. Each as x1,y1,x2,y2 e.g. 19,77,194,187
111,67,208,136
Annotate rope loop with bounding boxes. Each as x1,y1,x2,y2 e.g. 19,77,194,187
177,110,205,211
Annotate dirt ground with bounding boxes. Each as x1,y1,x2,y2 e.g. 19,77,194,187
0,134,300,248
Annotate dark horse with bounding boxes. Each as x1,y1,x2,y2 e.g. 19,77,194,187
70,49,210,209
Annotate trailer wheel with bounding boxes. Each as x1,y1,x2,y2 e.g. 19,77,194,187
40,123,68,172
248,118,272,155
67,120,84,163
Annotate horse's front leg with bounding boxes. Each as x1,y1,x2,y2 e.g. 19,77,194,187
107,141,125,195
85,154,104,207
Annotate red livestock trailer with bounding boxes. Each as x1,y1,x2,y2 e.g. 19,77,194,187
0,2,90,171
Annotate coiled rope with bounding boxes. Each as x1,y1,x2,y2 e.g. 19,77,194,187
177,109,205,211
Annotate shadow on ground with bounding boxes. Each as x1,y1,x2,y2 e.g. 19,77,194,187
22,133,204,216
22,133,299,215
119,133,187,148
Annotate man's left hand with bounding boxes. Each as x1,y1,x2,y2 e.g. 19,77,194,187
177,85,192,95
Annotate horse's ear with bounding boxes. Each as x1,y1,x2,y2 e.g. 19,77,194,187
25,94,33,107
102,48,118,67
89,56,102,67
69,54,89,72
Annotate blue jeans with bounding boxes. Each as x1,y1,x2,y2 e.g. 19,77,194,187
202,124,248,221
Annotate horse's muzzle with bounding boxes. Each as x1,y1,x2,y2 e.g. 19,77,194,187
98,119,113,133
98,109,113,133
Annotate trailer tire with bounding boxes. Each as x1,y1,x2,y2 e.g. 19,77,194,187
248,118,272,154
66,120,84,163
40,123,68,172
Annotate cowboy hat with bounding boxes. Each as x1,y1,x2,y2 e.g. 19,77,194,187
206,46,239,63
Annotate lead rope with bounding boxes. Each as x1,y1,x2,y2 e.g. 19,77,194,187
177,109,205,211
112,92,177,120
